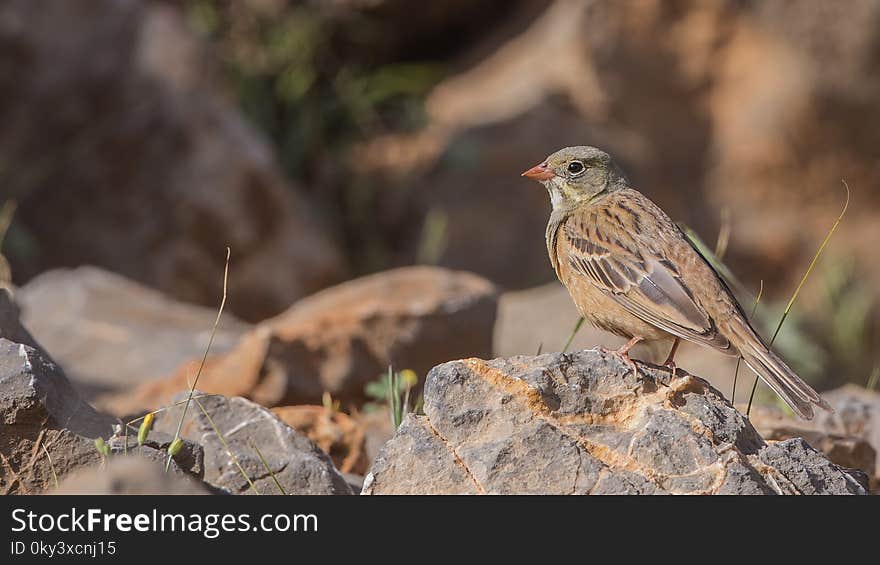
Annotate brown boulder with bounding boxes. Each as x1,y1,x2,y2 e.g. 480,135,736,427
112,266,497,414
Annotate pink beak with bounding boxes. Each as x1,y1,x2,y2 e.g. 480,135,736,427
521,162,555,181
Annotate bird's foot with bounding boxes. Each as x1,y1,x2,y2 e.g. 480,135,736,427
600,336,643,379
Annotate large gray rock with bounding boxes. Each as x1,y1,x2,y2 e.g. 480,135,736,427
363,350,867,495
154,394,353,495
18,267,250,400
0,334,201,494
0,338,117,494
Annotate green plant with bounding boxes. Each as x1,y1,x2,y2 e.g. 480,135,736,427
364,367,421,429
182,1,445,274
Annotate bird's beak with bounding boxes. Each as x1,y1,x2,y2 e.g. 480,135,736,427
521,162,555,181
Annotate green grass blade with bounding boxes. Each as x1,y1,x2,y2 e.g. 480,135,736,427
562,317,585,353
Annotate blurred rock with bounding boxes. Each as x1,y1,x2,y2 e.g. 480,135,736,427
818,385,880,481
0,0,345,321
363,350,866,495
0,288,45,356
153,394,353,495
53,456,211,495
113,266,497,413
748,404,876,484
357,408,395,472
272,405,368,475
0,338,118,494
18,267,250,400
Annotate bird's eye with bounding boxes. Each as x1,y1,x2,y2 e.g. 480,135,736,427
567,161,585,176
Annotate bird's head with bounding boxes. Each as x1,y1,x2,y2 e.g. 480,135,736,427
522,146,627,212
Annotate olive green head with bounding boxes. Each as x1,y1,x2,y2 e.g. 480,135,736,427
522,146,627,211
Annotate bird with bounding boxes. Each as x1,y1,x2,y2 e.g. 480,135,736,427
522,145,831,420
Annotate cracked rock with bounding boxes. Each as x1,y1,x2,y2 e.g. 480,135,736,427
154,394,353,495
363,350,867,495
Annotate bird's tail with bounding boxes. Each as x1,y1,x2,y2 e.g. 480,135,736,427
733,324,831,420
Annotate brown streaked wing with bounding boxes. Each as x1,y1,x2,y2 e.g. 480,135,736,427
562,210,732,351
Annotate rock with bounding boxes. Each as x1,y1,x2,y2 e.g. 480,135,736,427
152,394,353,495
18,267,250,401
0,288,46,356
363,350,866,495
0,338,118,494
1,0,345,321
748,404,876,484
106,431,204,480
271,405,368,475
818,385,880,482
53,456,211,495
114,267,497,413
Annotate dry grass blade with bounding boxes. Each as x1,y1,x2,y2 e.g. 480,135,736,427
747,181,850,416
40,443,59,489
250,440,287,495
165,247,230,471
715,207,731,260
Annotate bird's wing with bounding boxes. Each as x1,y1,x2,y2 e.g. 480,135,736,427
562,205,732,351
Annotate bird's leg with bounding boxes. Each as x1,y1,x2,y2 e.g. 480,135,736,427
600,336,643,378
663,338,680,378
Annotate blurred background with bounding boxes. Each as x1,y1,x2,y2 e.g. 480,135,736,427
1,0,879,410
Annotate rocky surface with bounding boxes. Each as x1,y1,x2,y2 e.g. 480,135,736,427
18,267,250,400
153,394,353,495
0,338,118,494
114,267,497,413
53,456,211,495
364,350,867,495
1,0,345,321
